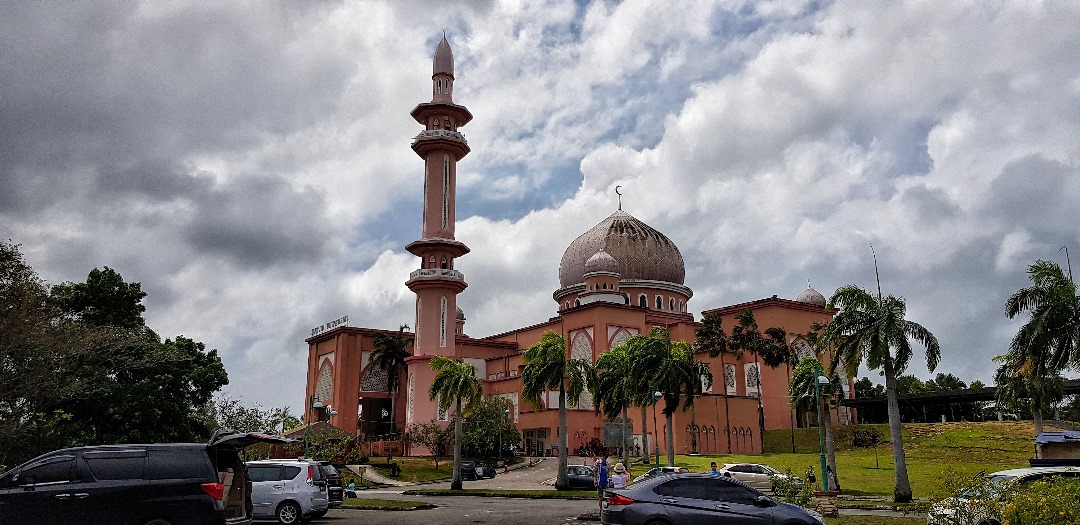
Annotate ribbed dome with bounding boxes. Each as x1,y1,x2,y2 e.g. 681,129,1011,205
584,249,619,275
795,287,827,308
433,34,454,76
559,210,685,287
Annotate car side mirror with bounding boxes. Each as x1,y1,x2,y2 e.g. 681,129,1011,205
753,495,776,507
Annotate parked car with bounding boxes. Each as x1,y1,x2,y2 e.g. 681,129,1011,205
475,461,496,478
461,460,478,480
566,465,596,489
927,466,1080,525
601,473,824,525
0,429,291,525
717,463,803,492
246,458,329,524
319,461,344,508
630,465,689,484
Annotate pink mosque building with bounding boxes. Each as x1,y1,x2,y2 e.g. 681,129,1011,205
303,36,853,457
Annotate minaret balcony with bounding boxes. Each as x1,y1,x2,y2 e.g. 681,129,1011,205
409,268,465,281
414,129,468,143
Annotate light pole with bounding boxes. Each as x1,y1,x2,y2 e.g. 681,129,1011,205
304,395,323,457
813,362,831,491
652,391,662,467
498,407,510,468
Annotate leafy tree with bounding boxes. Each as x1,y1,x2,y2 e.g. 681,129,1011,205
1001,259,1080,433
51,267,150,333
855,377,886,398
456,395,519,459
895,374,929,395
407,420,453,470
521,331,592,490
994,354,1064,433
926,373,967,392
428,355,483,490
270,406,301,434
371,325,412,434
625,327,711,466
823,284,940,503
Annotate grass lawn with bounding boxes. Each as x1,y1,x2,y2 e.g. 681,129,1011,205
666,421,1040,499
341,497,435,510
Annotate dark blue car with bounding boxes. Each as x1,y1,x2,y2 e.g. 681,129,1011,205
601,473,824,525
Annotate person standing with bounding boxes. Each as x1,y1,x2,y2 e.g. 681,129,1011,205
594,455,609,509
609,463,629,488
708,461,722,476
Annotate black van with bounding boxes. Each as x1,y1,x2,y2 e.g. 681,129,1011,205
0,429,291,525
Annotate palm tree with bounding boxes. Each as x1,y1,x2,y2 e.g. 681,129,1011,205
521,331,593,490
993,354,1065,434
693,313,729,453
371,324,412,435
428,355,483,490
729,310,780,452
824,285,940,503
592,345,633,466
788,356,844,490
1002,259,1080,433
625,327,712,466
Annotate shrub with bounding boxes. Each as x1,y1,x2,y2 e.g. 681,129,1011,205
770,468,813,508
851,427,883,448
1000,477,1080,525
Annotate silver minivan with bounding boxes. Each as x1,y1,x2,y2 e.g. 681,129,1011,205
246,459,329,524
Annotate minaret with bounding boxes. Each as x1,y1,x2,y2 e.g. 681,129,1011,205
405,34,472,358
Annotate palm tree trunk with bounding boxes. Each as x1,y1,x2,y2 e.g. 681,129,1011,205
641,406,649,463
824,402,839,491
1033,407,1045,435
884,359,912,502
452,397,463,491
721,352,731,453
690,405,698,454
665,411,675,467
556,384,569,490
622,405,630,467
787,362,796,453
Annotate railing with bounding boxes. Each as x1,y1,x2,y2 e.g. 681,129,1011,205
414,129,468,142
409,268,465,280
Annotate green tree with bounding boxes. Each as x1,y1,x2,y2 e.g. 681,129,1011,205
407,420,453,470
625,327,711,466
994,354,1064,432
270,406,300,434
521,331,592,490
788,356,844,489
1002,259,1080,434
371,325,412,434
51,267,150,332
428,355,483,490
729,310,788,452
456,395,519,458
823,285,940,503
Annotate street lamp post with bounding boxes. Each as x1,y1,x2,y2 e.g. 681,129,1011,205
813,362,831,491
652,391,662,467
304,395,323,457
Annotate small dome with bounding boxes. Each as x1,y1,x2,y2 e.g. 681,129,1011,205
455,306,466,321
433,34,454,76
559,210,685,287
795,287,827,308
584,249,619,275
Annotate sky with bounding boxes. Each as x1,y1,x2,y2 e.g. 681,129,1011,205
3,1,1079,413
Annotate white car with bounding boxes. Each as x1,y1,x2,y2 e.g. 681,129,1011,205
247,458,330,524
716,463,803,492
630,466,689,484
927,466,1080,525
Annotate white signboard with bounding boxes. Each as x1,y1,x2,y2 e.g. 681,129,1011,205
311,315,349,337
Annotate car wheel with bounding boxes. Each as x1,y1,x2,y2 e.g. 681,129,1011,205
276,502,302,524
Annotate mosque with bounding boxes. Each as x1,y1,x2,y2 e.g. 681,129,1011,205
303,36,853,457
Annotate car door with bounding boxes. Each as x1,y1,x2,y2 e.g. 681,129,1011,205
653,478,725,525
747,465,771,491
0,454,80,525
78,449,149,525
247,465,284,517
708,478,772,525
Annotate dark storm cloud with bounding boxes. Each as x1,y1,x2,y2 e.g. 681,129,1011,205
984,154,1077,241
0,2,354,213
899,185,959,227
184,174,332,268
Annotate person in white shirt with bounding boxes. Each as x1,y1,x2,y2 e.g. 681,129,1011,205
608,462,630,489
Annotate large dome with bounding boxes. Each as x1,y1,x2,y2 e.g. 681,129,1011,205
559,210,685,287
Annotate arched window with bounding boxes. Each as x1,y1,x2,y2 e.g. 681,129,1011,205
655,295,663,310
574,299,581,307
564,301,570,310
440,257,448,269
669,298,675,311
639,294,647,307
428,256,435,268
